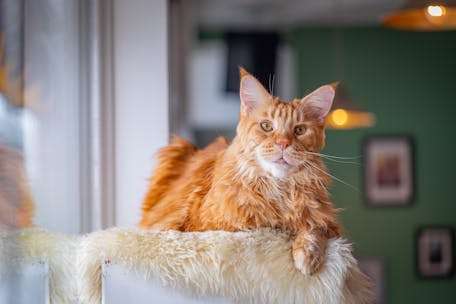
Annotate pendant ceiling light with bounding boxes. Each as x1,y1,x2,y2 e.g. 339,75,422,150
326,84,376,130
325,30,376,130
383,0,456,30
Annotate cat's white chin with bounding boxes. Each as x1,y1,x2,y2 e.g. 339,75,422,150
258,157,292,179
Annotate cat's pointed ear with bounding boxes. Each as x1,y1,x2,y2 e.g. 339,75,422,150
301,84,336,125
239,67,271,116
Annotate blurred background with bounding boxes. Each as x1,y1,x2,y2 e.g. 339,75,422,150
0,0,455,302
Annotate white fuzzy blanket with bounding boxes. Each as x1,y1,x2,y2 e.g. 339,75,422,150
0,228,372,303
78,228,372,304
0,228,79,303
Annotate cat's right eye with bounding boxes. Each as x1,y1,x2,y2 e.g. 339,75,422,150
260,120,273,132
294,125,306,135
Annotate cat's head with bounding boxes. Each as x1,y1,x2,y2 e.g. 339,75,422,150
236,68,335,179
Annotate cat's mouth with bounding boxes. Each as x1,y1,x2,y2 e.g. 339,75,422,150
274,157,290,166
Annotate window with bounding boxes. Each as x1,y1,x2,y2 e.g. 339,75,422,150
1,0,169,233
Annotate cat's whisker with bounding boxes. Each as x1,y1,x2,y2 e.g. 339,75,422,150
304,152,361,165
271,74,275,97
303,160,360,193
268,73,276,96
319,158,360,166
304,151,363,160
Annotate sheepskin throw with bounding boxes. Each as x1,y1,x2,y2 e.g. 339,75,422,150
78,227,372,304
1,228,372,303
0,228,79,303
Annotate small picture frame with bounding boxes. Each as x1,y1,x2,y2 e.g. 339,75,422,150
363,136,415,206
416,227,454,278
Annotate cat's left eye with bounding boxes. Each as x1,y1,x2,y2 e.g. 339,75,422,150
294,125,306,135
260,121,273,132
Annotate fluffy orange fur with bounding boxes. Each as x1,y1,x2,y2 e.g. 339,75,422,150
140,68,342,275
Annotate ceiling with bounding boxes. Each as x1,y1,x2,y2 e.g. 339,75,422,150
192,0,407,29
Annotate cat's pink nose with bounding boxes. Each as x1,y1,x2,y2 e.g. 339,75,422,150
277,139,291,151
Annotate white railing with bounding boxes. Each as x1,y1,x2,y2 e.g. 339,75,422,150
102,263,231,304
0,262,49,304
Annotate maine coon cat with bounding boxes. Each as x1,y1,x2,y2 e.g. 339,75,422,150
139,68,342,275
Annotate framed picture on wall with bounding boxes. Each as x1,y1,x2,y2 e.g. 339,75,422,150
416,227,454,278
363,136,415,206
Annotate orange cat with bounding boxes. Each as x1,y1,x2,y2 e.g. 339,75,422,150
140,68,342,275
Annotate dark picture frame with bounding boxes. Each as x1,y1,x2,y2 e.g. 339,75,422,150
363,135,415,206
416,227,454,279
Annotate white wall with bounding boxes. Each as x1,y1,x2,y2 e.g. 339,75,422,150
188,41,239,129
113,0,169,227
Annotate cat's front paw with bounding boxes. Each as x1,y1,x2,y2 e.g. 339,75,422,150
292,234,327,275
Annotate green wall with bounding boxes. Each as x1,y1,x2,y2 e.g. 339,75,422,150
291,28,456,303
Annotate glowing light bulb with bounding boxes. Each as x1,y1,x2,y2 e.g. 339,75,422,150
427,5,446,17
331,109,348,126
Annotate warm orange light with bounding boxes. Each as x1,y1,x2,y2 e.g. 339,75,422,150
382,3,456,31
427,5,446,17
331,109,348,126
326,110,376,129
